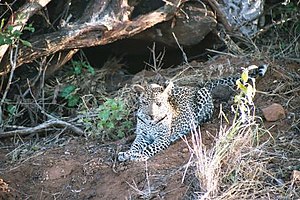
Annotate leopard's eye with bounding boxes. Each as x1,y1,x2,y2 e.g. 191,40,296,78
139,98,148,106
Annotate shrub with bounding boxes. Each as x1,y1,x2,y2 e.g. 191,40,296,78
59,60,95,107
79,98,133,141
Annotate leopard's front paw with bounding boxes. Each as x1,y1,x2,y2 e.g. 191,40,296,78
130,153,150,161
118,151,130,162
118,151,150,162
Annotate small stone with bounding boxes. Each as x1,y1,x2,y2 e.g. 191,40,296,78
262,103,286,122
182,148,189,153
0,179,9,192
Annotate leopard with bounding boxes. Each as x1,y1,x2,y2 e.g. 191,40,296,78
118,64,268,161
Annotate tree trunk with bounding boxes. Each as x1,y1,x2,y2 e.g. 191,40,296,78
0,0,182,76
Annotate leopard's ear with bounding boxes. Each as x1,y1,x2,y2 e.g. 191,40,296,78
154,73,168,86
163,81,174,95
132,84,145,93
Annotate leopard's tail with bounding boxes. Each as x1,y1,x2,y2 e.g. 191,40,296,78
204,64,268,92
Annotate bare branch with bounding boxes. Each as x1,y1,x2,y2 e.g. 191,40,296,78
0,119,84,138
0,2,180,75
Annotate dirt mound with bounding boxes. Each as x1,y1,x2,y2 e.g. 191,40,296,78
0,56,299,199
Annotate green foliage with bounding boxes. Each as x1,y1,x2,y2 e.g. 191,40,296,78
60,84,80,107
80,98,133,140
5,104,18,124
7,104,17,117
0,18,35,47
72,60,95,75
59,60,95,107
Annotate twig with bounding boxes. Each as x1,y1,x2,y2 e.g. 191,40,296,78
170,32,193,82
0,45,19,128
0,80,84,138
206,48,238,57
145,161,151,196
0,1,17,19
274,33,300,57
172,32,188,64
0,119,84,138
255,15,299,38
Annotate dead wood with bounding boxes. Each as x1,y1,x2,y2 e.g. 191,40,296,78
0,119,84,138
44,49,79,78
0,0,52,66
0,0,182,76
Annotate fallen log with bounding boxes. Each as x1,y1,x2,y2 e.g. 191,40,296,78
0,0,182,76
0,119,84,138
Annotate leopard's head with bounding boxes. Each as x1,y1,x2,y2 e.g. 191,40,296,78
134,82,173,125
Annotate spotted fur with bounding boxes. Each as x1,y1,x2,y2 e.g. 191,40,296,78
118,65,268,161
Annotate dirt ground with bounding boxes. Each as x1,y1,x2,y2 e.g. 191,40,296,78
0,56,299,199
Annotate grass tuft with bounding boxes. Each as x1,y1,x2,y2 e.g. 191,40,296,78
183,65,298,199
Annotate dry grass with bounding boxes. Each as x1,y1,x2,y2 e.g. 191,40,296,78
181,65,300,199
183,115,264,199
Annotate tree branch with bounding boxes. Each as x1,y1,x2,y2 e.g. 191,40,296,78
0,2,180,75
0,119,84,138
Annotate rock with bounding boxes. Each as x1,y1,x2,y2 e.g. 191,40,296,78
182,148,189,153
262,103,286,122
134,2,217,47
220,0,264,36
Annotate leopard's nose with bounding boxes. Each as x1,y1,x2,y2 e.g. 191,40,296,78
149,114,154,120
148,110,154,120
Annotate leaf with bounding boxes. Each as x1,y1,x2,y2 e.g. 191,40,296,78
97,123,104,130
7,105,16,115
99,110,110,121
73,65,82,75
82,62,95,75
31,145,40,151
107,121,115,129
111,102,118,110
241,71,248,83
123,121,132,129
24,24,35,32
60,85,76,98
236,80,247,92
67,95,80,107
12,30,22,37
0,19,5,29
20,39,32,47
7,25,13,32
86,65,95,75
115,114,123,121
117,131,125,139
0,35,12,45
